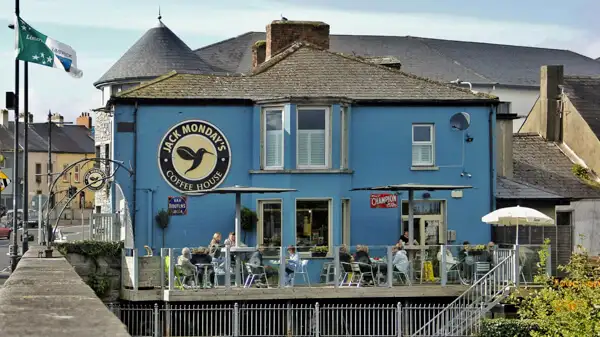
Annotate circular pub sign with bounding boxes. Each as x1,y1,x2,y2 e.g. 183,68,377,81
158,120,231,193
84,168,107,191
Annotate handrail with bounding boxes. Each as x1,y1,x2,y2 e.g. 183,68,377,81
411,250,516,336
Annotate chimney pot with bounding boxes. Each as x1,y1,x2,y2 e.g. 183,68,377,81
76,111,93,129
266,20,330,60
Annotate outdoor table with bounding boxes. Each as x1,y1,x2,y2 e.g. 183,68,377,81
220,246,256,287
194,263,213,288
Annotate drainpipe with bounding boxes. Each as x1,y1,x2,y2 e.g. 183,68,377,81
132,102,139,239
489,106,495,212
147,188,153,248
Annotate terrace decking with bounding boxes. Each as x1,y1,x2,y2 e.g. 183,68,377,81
121,284,469,302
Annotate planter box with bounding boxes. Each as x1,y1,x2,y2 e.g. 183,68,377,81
123,255,161,289
311,252,327,257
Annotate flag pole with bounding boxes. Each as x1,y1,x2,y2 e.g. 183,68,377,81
22,60,29,255
10,0,20,272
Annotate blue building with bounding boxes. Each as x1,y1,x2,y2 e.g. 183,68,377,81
104,20,499,253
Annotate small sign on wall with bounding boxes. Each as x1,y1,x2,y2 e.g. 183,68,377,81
370,193,398,208
168,196,188,215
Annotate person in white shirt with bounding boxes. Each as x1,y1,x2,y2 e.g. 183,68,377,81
393,244,410,274
284,246,300,286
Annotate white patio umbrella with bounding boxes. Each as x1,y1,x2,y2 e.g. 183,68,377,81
481,205,554,244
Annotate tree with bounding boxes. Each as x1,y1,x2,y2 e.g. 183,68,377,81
510,239,600,337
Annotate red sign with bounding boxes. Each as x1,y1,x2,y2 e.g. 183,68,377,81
370,194,398,208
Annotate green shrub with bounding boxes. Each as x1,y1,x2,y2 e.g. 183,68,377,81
479,318,542,337
54,240,123,259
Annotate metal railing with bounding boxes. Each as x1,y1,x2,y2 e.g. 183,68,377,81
411,250,516,336
109,302,483,337
89,213,121,242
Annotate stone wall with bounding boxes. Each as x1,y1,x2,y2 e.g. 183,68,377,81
63,252,122,303
94,109,113,213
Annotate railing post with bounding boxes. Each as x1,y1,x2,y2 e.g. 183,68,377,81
160,248,166,290
279,246,286,288
168,248,174,291
514,244,520,287
333,246,340,288
225,245,231,289
314,302,320,337
397,302,402,337
546,245,552,277
153,303,159,337
233,302,239,337
133,248,139,291
387,245,393,288
441,245,447,287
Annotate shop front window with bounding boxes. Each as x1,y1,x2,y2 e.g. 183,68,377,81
258,200,282,250
296,199,330,252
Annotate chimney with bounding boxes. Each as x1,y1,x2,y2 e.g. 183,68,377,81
0,109,8,127
496,102,518,178
252,40,266,70
18,112,33,123
540,65,564,141
266,20,330,60
76,112,92,129
51,113,64,127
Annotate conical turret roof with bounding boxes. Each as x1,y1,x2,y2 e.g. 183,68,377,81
94,20,220,87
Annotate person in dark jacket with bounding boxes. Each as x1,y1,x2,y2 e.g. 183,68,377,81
191,247,214,287
354,245,374,283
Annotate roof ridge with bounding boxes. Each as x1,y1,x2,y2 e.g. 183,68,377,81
253,42,496,99
116,71,180,98
193,32,262,53
414,37,494,83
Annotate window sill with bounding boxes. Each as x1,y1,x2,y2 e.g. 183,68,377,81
250,169,354,174
410,166,439,171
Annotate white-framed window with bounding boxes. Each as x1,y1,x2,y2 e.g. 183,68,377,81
297,107,330,169
412,124,434,166
263,108,284,169
340,106,349,169
35,163,42,183
62,164,69,182
257,200,282,256
296,199,332,254
74,165,80,182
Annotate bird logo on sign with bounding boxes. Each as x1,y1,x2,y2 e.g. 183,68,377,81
0,170,11,192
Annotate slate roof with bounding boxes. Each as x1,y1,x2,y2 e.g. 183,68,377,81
496,176,565,200
117,43,496,102
512,133,600,199
94,21,223,87
561,76,600,139
194,32,600,86
0,123,94,154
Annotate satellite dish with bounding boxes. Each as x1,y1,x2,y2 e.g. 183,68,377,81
450,112,471,130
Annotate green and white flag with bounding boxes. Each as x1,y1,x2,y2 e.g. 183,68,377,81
15,16,83,78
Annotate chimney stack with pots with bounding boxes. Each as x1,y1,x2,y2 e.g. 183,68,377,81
265,20,330,60
252,40,267,70
18,112,33,123
0,109,9,127
539,65,564,142
76,112,92,129
51,113,64,127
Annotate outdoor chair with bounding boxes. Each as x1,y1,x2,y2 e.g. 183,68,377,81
339,262,354,286
244,263,270,288
291,260,311,287
474,262,491,281
350,262,374,287
212,261,234,287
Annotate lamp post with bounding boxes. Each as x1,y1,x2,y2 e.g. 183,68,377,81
9,0,21,272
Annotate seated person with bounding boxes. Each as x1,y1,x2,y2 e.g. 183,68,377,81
392,244,410,275
399,231,410,244
458,241,474,281
191,247,214,286
248,245,275,286
208,232,223,261
437,246,458,269
284,246,300,286
481,241,495,265
177,247,197,286
339,244,353,264
354,245,374,282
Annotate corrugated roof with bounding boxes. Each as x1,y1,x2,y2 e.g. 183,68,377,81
194,32,600,86
94,20,223,87
117,43,496,102
512,133,600,199
561,76,600,139
0,123,94,154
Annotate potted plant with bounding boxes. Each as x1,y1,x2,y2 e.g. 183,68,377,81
310,246,329,257
241,206,257,243
469,244,486,255
155,209,170,248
